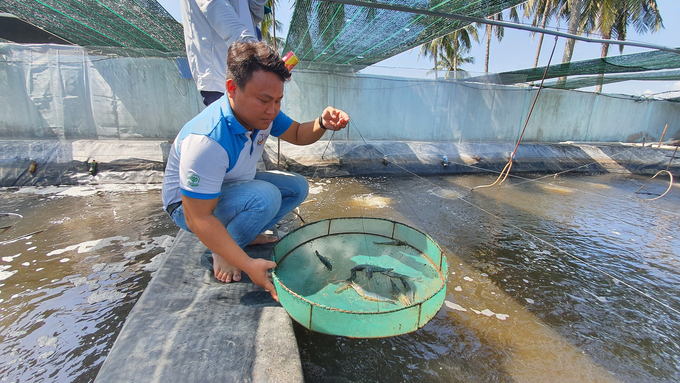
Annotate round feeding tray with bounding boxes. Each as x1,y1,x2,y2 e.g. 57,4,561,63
271,217,448,338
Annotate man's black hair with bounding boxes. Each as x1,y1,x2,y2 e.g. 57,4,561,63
227,41,291,88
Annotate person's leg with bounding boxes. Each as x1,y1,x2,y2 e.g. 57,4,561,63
254,170,309,231
200,90,224,106
168,174,306,282
169,203,189,231
169,179,282,282
212,179,282,248
168,178,286,245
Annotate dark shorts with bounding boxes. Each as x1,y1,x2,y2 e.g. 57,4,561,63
200,91,224,106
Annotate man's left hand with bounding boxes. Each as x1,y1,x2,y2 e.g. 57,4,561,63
321,107,350,131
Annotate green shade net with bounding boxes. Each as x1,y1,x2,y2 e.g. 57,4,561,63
542,69,680,90
468,49,680,86
283,0,526,72
0,0,185,54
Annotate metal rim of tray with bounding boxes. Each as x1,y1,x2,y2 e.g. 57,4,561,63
271,217,448,338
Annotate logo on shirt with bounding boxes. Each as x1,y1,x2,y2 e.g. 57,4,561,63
257,133,268,145
188,174,200,187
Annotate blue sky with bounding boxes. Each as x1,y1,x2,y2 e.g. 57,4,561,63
158,0,680,96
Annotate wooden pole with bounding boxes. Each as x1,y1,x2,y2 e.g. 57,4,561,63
658,124,669,148
272,2,281,171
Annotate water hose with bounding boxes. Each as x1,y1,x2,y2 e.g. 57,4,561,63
635,145,677,201
472,36,559,192
0,212,23,230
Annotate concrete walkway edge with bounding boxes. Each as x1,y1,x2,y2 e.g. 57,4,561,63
94,229,303,383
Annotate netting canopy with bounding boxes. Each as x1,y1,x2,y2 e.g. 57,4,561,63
0,0,184,54
283,0,526,72
467,49,680,87
541,69,680,90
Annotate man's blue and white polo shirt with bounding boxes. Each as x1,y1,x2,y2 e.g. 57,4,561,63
161,95,293,209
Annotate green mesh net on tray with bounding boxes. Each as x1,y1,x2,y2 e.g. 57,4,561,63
282,0,527,72
0,0,185,54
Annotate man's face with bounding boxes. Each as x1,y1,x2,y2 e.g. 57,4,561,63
227,70,284,131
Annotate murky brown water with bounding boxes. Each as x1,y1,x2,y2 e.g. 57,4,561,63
1,173,679,382
297,173,680,382
0,185,176,382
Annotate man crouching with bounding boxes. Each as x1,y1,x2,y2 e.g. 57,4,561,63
162,42,349,301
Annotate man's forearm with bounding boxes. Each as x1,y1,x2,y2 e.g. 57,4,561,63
298,119,327,144
278,107,349,146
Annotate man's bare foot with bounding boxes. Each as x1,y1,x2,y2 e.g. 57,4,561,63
248,233,278,246
212,253,241,283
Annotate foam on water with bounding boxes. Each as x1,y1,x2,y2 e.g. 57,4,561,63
444,300,467,312
350,194,391,208
0,269,17,281
86,290,126,304
308,184,325,194
2,254,21,262
123,235,174,259
46,236,130,256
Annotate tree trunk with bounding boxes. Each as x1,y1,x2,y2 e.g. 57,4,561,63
533,1,550,68
453,40,458,74
434,48,438,80
485,22,492,73
557,0,583,86
595,27,612,93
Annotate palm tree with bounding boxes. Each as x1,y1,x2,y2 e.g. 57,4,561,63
419,25,479,78
557,0,584,85
260,0,285,50
562,0,585,64
580,0,662,92
450,25,479,73
420,37,443,79
483,7,520,73
525,0,567,68
441,52,475,80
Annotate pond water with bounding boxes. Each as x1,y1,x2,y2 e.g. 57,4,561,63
0,185,177,382
295,173,680,382
1,172,678,382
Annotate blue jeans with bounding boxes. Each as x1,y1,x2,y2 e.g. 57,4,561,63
170,171,308,248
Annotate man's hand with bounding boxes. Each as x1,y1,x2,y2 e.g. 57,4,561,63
278,106,350,145
320,107,350,131
243,258,279,301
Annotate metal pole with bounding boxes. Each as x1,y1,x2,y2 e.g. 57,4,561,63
320,0,680,54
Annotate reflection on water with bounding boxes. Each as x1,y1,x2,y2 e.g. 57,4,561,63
1,173,679,382
298,174,680,382
0,186,176,382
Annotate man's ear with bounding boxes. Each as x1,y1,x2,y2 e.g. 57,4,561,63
226,79,238,98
